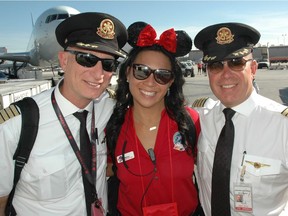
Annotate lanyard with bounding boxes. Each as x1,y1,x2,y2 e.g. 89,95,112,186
128,109,175,205
51,90,97,186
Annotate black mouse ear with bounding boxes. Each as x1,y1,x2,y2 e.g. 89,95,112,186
175,30,193,57
127,21,149,48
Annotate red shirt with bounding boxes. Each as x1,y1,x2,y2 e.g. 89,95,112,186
114,107,200,216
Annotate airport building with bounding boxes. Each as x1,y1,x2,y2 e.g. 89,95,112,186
187,45,288,64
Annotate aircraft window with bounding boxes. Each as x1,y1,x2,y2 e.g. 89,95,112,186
50,15,57,22
45,16,51,23
45,14,56,23
57,14,69,20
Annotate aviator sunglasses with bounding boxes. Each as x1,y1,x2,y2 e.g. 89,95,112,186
65,50,118,72
207,58,253,74
132,64,174,85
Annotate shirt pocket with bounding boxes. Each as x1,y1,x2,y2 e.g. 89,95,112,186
242,154,282,197
196,135,210,179
18,154,68,200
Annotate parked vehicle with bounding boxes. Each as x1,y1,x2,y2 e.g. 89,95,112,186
257,61,270,69
180,61,195,77
0,72,8,81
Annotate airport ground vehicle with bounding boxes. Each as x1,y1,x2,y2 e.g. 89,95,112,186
181,61,195,77
0,72,8,82
258,61,270,69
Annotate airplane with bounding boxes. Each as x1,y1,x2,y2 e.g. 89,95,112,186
0,6,80,78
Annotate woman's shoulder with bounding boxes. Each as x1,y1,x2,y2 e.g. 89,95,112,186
184,106,199,120
185,106,198,114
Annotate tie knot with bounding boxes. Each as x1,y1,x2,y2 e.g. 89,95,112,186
73,110,88,124
223,108,235,121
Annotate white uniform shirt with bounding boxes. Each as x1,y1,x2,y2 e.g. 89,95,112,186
195,91,288,216
0,80,115,215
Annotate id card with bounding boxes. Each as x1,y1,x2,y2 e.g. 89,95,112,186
91,198,105,216
233,183,253,213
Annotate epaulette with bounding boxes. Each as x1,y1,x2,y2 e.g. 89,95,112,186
0,104,20,124
281,107,288,117
191,97,209,108
106,88,116,99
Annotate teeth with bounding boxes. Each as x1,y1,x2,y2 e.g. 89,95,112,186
87,81,100,88
222,84,235,89
141,90,156,96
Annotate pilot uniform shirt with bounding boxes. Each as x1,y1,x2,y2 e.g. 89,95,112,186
114,107,200,216
195,90,288,216
0,79,115,215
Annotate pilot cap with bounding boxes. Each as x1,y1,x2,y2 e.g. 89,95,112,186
55,12,128,58
194,22,260,63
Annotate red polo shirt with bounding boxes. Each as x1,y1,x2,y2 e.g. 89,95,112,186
114,107,200,216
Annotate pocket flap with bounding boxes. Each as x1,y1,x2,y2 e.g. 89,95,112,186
25,155,66,177
244,154,281,176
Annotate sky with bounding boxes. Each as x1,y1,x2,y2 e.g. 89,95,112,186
0,0,288,52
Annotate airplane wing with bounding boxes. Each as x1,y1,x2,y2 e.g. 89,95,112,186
0,52,31,63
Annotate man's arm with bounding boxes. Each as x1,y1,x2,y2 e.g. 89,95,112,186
0,195,8,216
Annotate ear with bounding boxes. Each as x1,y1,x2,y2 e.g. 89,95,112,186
251,60,258,78
126,65,132,82
58,51,69,71
167,78,174,87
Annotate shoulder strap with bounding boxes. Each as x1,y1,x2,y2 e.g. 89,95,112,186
191,97,209,108
5,97,39,216
12,97,39,183
281,107,288,117
0,104,20,124
106,88,116,99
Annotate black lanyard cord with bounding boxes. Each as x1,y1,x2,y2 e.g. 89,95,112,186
51,90,97,188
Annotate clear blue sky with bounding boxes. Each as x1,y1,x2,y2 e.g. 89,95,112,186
1,1,288,52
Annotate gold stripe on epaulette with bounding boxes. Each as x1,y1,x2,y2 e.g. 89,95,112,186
106,88,116,99
0,104,20,124
281,108,288,117
191,97,209,108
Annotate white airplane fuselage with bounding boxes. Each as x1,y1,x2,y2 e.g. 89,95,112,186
0,6,80,67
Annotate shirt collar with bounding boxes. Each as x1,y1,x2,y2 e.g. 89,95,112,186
231,90,258,116
54,79,94,117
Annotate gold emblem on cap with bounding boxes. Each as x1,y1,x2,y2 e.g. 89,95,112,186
216,27,234,45
97,19,115,40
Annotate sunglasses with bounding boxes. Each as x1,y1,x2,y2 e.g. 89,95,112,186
132,64,173,85
207,58,253,74
65,50,117,72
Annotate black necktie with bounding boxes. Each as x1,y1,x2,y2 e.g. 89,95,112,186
73,110,93,215
211,108,236,216
73,110,91,169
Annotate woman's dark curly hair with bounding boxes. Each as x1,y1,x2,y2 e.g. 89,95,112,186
106,22,197,161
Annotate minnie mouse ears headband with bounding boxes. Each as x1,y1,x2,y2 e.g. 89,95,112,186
127,21,192,57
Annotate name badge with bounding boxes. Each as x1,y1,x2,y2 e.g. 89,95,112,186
233,183,253,213
117,151,135,163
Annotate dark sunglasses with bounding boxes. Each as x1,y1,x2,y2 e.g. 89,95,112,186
207,58,253,74
132,64,173,85
65,50,118,72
